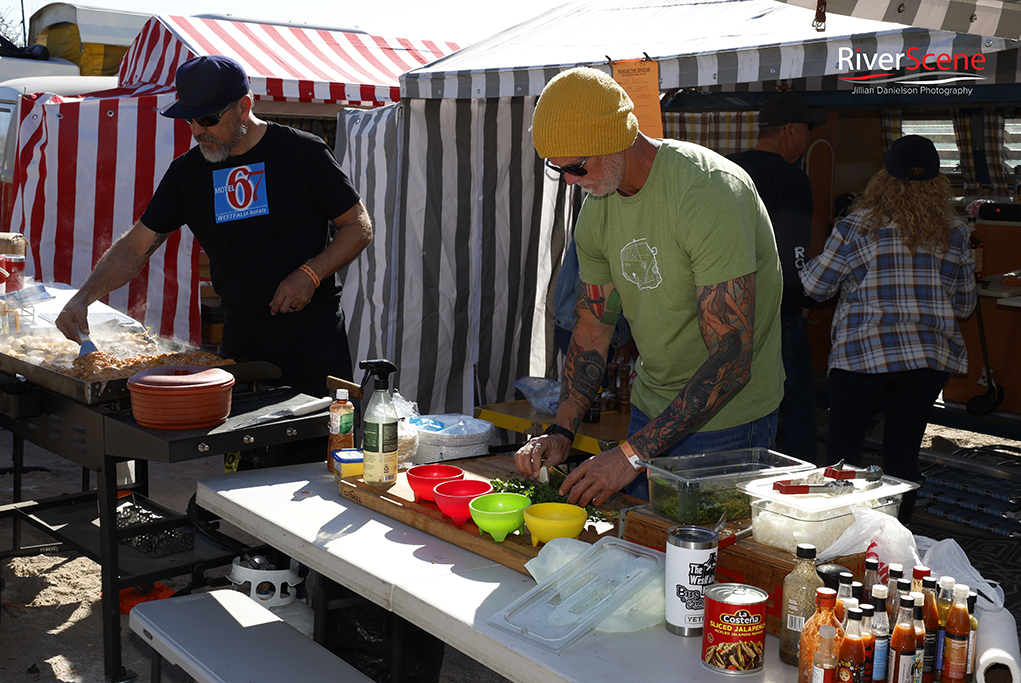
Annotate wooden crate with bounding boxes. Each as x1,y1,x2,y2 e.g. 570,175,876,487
621,506,866,636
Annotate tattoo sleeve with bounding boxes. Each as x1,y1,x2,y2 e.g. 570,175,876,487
559,336,605,435
577,281,622,327
629,273,756,458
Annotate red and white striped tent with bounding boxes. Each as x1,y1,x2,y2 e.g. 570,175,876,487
9,14,460,344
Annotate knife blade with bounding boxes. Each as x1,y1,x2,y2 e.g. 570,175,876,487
234,396,333,429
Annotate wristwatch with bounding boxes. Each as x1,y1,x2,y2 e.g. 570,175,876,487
543,423,575,445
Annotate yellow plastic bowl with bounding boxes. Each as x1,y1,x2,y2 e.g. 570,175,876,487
523,503,587,547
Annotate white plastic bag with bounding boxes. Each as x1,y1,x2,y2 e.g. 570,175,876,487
916,536,1005,612
511,377,560,416
525,538,665,633
819,508,921,570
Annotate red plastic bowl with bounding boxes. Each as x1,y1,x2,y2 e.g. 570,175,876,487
433,479,494,526
406,464,464,502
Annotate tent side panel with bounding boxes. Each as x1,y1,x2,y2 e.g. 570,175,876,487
336,104,402,378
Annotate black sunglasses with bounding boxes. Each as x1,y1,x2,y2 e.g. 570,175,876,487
545,157,589,177
186,103,233,128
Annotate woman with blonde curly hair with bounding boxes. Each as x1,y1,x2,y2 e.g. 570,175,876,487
800,135,977,524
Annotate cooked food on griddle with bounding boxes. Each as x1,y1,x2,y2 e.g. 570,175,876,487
0,332,233,382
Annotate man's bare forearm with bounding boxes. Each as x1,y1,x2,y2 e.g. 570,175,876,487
70,227,167,306
628,274,756,457
307,201,372,280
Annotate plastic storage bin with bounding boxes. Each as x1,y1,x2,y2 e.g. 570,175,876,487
645,448,814,524
739,467,919,553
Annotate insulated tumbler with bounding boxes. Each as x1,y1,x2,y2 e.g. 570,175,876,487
665,525,719,636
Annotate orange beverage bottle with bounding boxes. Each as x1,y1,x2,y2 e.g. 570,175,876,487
942,585,971,682
800,588,845,683
861,604,877,682
835,571,854,624
837,607,868,683
921,577,939,683
889,593,917,683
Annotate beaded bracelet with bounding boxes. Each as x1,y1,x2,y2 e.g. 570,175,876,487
299,263,320,288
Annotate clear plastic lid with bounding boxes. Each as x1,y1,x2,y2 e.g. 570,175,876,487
487,537,664,652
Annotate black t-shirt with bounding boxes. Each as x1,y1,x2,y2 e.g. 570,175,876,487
728,149,813,315
142,122,360,318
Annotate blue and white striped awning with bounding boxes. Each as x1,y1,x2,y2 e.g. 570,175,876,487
402,0,1016,99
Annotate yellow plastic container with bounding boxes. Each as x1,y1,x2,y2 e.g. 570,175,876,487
333,448,364,480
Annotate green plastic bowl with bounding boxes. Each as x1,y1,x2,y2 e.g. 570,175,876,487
469,492,531,542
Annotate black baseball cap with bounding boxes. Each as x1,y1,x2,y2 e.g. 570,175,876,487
758,92,826,128
885,135,941,181
160,55,250,119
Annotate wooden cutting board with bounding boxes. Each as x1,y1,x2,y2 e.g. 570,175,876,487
337,456,641,575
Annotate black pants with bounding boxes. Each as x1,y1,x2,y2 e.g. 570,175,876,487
221,307,353,398
825,368,949,523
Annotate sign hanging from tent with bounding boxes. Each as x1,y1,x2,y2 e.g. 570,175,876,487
611,59,663,140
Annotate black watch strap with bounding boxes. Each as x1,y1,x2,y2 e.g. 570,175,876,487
544,423,575,444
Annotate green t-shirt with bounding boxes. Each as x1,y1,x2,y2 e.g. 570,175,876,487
576,139,784,432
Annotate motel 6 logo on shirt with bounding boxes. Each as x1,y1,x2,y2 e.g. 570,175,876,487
213,163,269,223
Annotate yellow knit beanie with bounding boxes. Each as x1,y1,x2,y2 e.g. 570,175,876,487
531,67,639,159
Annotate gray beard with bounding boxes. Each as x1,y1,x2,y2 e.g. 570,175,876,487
198,122,248,163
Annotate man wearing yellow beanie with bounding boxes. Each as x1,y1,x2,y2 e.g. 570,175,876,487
516,67,785,507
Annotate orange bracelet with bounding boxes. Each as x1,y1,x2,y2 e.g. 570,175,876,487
619,440,645,471
299,263,320,288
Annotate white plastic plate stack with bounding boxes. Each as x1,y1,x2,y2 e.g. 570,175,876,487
411,414,496,463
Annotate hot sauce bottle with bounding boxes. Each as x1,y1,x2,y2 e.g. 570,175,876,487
913,593,926,683
814,624,839,683
800,588,845,683
835,571,854,624
912,566,931,595
862,558,882,603
889,594,917,683
942,585,972,682
935,576,957,681
872,585,891,683
861,604,877,683
921,577,939,683
838,607,868,683
966,592,978,683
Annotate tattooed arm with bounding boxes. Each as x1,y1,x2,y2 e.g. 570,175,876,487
55,221,170,342
556,273,756,508
515,279,618,479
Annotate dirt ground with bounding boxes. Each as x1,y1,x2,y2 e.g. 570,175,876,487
0,421,1016,683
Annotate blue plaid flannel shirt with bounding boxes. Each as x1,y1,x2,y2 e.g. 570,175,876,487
800,211,977,375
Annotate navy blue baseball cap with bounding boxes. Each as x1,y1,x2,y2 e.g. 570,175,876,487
161,55,250,119
885,135,941,181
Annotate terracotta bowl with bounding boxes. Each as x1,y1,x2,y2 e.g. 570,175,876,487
433,479,494,526
128,365,234,430
405,464,464,502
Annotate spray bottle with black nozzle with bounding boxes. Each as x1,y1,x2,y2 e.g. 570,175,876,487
359,359,399,490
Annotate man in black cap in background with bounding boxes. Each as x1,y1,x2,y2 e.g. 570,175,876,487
729,92,826,463
56,55,372,408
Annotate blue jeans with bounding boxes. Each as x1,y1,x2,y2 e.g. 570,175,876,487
825,368,948,524
623,406,778,500
778,313,819,464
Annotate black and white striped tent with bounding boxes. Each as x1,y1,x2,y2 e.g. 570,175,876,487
335,0,1017,415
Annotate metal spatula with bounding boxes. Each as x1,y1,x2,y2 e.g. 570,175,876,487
74,322,98,356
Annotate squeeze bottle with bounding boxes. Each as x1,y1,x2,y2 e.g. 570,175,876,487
359,359,399,490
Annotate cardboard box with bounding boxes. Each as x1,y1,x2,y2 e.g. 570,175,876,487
621,506,866,636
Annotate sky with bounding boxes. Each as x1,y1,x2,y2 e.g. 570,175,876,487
9,0,558,46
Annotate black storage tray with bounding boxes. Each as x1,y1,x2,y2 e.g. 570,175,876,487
115,492,195,558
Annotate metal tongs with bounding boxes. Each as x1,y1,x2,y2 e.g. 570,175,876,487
772,460,884,495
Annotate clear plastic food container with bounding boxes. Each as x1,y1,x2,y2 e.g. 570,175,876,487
645,448,814,524
739,467,919,553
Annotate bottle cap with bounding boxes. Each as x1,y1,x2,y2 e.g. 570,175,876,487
913,565,931,580
817,587,838,607
821,624,836,638
913,592,924,607
796,543,817,559
923,576,937,589
839,571,853,584
336,388,349,400
900,593,914,609
848,607,863,621
889,563,904,578
967,592,977,610
939,576,956,589
954,584,970,599
898,578,912,592
861,604,875,617
872,584,889,599
865,557,879,570
843,597,859,611
851,581,863,600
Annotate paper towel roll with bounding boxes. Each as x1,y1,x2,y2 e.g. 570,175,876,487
977,607,1020,683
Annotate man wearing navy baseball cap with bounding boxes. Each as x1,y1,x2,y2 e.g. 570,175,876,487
57,55,372,434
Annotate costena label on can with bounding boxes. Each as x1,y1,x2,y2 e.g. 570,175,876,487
702,584,768,675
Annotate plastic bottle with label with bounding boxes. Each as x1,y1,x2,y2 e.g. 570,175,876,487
781,543,825,666
800,587,845,683
935,575,956,681
814,624,839,683
889,593,917,683
921,576,939,683
838,607,868,683
941,585,971,682
327,388,355,474
359,359,399,490
861,603,877,683
872,584,891,683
